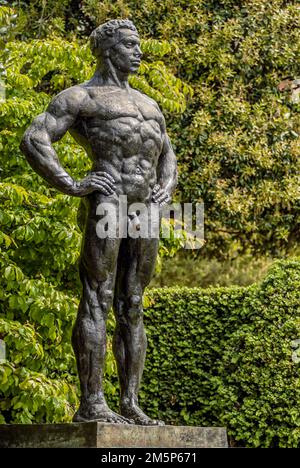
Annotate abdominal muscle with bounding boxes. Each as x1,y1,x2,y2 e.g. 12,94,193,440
81,114,163,203
90,148,159,203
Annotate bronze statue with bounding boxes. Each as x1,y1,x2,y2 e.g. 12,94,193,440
21,19,177,425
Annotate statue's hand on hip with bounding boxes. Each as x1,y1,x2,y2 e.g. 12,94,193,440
72,171,116,197
152,184,171,206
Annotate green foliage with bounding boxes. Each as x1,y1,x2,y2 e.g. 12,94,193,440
80,0,300,258
0,244,119,422
151,252,275,288
5,1,299,258
0,226,80,422
2,249,299,446
139,258,300,448
0,362,78,424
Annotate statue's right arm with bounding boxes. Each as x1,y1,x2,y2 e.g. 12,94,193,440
20,87,115,197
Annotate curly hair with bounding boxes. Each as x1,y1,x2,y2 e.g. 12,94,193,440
90,19,138,58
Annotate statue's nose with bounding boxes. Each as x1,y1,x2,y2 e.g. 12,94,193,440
134,46,143,58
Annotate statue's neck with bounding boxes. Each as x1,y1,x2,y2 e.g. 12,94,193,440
90,61,130,90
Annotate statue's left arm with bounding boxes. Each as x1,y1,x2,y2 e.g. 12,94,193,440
152,131,178,206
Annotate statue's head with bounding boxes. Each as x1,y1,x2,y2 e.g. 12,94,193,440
90,19,142,74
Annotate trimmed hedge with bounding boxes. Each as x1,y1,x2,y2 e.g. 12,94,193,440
139,259,300,448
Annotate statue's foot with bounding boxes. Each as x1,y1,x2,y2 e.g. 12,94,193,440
120,401,165,426
73,403,133,424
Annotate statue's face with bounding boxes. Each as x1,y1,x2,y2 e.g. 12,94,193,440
108,29,142,74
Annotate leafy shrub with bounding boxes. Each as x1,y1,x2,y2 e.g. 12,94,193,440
139,258,300,448
151,251,275,288
6,0,300,259
81,0,300,258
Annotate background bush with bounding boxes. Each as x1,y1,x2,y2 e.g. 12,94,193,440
81,0,300,259
140,258,300,448
10,0,300,259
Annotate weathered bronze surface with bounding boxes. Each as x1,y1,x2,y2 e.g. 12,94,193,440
21,20,178,425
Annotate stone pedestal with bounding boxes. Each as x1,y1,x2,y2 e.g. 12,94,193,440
0,423,228,448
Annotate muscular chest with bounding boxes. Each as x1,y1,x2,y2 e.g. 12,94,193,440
84,88,160,121
81,88,164,148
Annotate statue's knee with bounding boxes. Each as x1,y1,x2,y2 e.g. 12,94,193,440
100,289,113,317
93,268,109,286
127,294,143,323
129,295,142,308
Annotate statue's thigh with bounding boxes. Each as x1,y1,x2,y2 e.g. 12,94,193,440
119,237,160,291
80,217,121,282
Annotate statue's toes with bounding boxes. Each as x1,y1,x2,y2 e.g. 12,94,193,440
106,417,118,424
106,413,132,424
119,415,134,424
110,410,134,424
140,417,165,426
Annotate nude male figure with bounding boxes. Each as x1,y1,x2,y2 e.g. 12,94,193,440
21,19,178,425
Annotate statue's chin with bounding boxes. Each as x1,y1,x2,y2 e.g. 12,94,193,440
129,65,140,73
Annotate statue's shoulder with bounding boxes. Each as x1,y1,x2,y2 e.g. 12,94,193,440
48,85,89,116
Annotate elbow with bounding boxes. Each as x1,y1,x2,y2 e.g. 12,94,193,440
20,130,36,168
